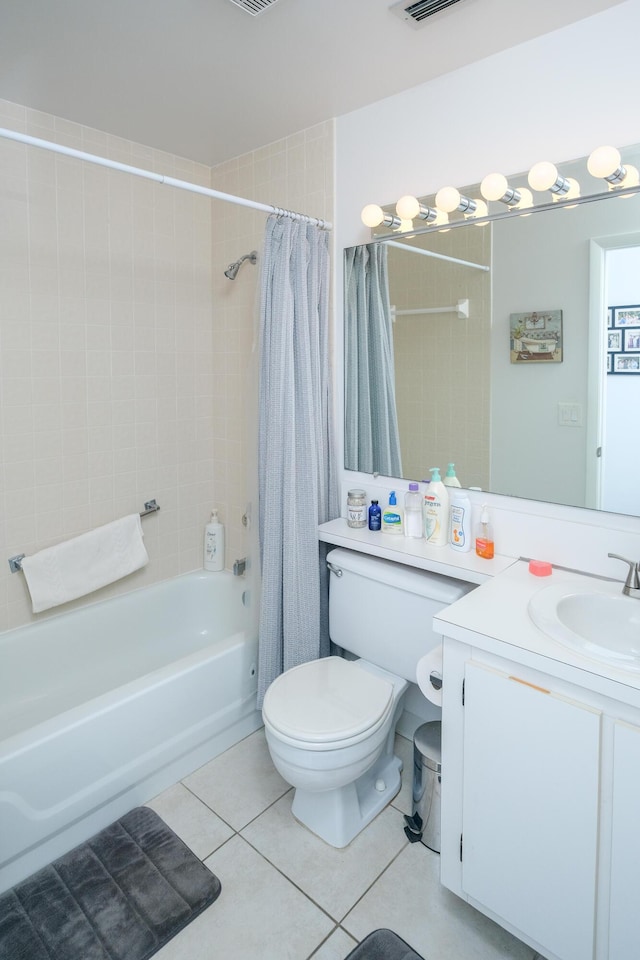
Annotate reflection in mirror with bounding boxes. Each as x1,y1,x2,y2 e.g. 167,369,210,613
344,144,640,516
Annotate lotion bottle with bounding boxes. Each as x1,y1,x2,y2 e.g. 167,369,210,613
443,463,461,488
204,509,225,571
449,489,472,552
404,482,423,538
382,491,403,534
423,468,449,545
368,499,382,531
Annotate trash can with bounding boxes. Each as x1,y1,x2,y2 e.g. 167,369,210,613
403,720,442,853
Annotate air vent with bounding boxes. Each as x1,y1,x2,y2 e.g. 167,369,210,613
228,0,281,15
390,0,467,27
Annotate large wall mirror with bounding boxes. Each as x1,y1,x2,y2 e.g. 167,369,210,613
344,143,640,517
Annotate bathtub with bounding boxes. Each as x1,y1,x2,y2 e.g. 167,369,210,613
0,569,262,893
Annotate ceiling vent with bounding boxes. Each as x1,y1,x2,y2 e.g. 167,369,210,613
390,0,467,28
227,0,281,15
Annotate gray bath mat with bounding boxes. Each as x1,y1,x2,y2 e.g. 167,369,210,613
0,806,221,960
345,928,426,960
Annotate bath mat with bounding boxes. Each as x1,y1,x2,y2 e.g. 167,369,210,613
0,806,221,960
344,928,426,960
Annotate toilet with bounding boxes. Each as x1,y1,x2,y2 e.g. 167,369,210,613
262,548,473,847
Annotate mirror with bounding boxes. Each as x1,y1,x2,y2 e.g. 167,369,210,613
344,144,640,516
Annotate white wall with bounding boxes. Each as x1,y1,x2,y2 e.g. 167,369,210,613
334,1,640,577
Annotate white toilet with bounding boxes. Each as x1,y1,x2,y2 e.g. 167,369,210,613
262,547,472,847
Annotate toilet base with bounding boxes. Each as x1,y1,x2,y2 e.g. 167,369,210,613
290,750,403,847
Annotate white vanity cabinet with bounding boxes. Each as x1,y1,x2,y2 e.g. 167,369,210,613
440,637,640,960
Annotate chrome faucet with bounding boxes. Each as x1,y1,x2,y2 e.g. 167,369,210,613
608,553,640,598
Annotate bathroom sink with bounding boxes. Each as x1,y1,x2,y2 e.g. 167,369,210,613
528,580,640,670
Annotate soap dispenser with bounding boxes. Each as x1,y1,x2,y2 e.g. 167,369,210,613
423,468,449,545
443,463,461,488
382,491,403,534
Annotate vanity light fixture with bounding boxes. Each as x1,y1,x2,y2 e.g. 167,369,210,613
552,177,581,203
514,186,534,211
435,186,477,215
467,198,488,221
395,195,438,222
480,172,522,207
361,204,401,229
587,145,626,184
527,161,571,196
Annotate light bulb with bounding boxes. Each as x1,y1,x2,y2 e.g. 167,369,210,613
361,204,385,228
622,164,640,188
395,195,420,219
515,186,533,210
528,161,559,192
481,173,508,202
468,198,488,220
435,186,462,213
396,218,414,233
587,145,623,181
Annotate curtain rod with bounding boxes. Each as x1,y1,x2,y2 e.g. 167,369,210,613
385,238,489,272
0,127,332,230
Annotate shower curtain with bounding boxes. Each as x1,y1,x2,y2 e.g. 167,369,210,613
257,214,338,707
344,243,402,477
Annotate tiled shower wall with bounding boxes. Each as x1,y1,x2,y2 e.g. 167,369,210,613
0,96,334,631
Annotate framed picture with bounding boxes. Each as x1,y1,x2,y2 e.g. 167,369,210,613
608,329,623,352
608,308,613,328
510,309,562,364
607,353,613,373
623,329,640,352
612,305,640,327
612,353,640,373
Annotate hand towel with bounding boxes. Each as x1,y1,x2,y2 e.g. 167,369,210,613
21,514,149,613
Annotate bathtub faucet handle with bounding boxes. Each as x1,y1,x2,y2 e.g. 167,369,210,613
233,558,247,577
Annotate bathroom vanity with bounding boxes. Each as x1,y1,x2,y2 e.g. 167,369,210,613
434,560,640,960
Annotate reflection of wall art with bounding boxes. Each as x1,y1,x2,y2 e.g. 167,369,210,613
510,309,562,364
608,308,613,328
608,329,622,352
612,305,640,327
612,354,640,373
607,303,640,374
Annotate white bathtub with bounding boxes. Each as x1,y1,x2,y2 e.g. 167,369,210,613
0,569,262,893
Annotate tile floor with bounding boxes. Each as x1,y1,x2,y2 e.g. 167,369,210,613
146,728,543,960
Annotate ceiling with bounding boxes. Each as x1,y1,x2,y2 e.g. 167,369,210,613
0,0,623,167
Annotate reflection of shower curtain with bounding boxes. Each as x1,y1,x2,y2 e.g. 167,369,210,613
344,243,402,476
257,215,338,707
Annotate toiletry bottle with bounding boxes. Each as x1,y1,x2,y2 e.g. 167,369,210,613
475,504,495,559
368,499,382,531
347,488,367,528
443,463,461,488
204,509,225,571
382,491,403,534
404,482,422,538
449,489,472,552
423,468,449,545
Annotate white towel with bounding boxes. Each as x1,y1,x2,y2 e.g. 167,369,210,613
21,514,149,613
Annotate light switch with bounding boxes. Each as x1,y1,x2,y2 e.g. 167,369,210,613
558,402,583,427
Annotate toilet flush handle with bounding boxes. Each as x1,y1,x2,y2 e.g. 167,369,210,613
327,561,343,578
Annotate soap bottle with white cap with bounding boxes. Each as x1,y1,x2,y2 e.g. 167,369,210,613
204,509,225,571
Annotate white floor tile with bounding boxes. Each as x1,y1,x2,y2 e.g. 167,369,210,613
155,835,334,960
145,782,234,860
241,793,408,921
342,842,536,960
182,728,290,830
308,928,357,960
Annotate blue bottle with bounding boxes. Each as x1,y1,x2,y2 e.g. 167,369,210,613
368,499,382,531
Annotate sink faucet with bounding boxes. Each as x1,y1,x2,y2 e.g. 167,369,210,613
608,553,640,598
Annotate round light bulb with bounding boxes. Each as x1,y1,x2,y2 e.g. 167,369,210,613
395,195,420,219
435,186,461,213
528,161,560,192
480,173,509,202
361,204,385,228
622,164,640,188
396,219,414,233
469,198,488,220
587,145,621,179
515,186,533,210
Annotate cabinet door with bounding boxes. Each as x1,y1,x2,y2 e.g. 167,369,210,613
462,661,600,960
609,720,640,960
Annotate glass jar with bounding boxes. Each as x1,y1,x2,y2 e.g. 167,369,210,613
347,488,367,528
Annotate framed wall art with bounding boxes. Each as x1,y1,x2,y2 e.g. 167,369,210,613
607,303,640,374
510,309,563,364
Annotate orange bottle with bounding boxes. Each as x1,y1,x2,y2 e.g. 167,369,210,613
475,505,495,559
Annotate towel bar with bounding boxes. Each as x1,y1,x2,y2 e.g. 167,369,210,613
8,500,161,573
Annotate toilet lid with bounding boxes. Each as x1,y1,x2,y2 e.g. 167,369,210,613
263,657,394,744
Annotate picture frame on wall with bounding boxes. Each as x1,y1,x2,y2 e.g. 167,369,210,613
607,302,640,374
510,309,562,364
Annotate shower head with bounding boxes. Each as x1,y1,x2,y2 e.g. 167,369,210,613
224,250,258,280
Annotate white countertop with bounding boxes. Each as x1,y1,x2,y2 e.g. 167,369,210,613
434,559,640,704
318,518,516,585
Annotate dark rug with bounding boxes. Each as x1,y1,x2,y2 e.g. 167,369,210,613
345,928,426,960
0,806,221,960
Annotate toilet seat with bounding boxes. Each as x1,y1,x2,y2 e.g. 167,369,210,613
263,657,394,748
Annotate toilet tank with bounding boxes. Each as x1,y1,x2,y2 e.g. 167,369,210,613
327,548,474,681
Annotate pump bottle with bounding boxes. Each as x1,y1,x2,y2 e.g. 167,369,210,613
382,491,403,534
443,463,461,488
475,504,495,559
423,468,449,545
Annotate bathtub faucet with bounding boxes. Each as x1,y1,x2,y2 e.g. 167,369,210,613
233,558,247,577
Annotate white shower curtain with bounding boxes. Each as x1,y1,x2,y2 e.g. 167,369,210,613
257,215,338,707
